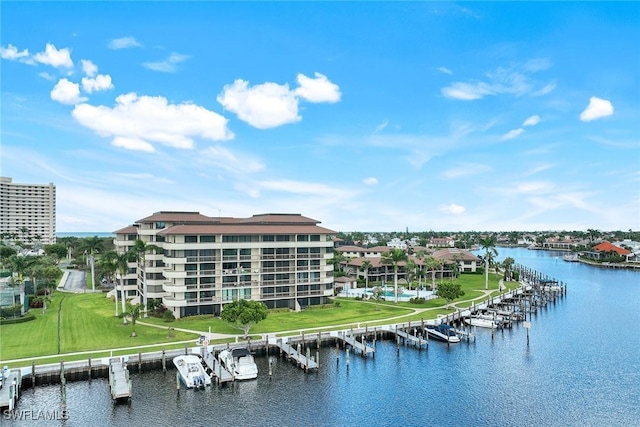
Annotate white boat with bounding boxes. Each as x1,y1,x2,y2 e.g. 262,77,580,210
464,316,498,329
173,354,211,389
425,323,461,343
218,347,258,380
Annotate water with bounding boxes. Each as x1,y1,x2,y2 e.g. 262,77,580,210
6,248,640,426
56,232,114,239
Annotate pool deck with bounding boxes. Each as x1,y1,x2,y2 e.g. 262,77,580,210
337,287,436,302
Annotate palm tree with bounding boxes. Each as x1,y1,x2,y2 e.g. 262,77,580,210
8,254,36,287
424,255,442,290
480,235,498,290
380,248,407,303
132,239,161,318
502,256,515,281
360,260,373,298
123,302,143,337
81,236,104,292
328,249,346,275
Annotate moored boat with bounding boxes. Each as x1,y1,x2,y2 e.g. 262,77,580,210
425,323,461,343
173,354,211,389
464,316,498,329
218,347,258,380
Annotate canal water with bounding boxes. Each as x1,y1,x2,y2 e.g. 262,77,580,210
7,248,640,426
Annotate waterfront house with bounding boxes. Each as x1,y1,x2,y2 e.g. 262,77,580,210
114,212,336,319
582,241,631,261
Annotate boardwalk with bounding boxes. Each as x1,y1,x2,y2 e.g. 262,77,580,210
0,368,21,410
108,358,131,401
202,349,234,383
270,337,318,370
332,331,376,356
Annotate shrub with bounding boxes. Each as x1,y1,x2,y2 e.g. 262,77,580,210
162,310,175,322
0,313,36,324
409,297,426,304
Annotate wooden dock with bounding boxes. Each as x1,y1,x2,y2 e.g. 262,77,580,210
108,358,131,401
385,326,428,349
271,337,318,370
0,367,21,410
202,348,234,383
332,330,376,356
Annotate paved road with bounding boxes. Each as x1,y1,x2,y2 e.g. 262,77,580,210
63,269,87,292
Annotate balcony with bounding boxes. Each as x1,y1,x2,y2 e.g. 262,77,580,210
163,255,186,264
163,269,187,279
163,283,186,293
163,296,188,307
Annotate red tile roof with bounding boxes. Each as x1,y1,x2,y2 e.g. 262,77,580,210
592,241,631,255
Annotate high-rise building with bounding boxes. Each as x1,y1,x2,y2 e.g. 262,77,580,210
0,177,56,245
114,211,336,319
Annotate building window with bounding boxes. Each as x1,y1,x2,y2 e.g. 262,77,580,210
200,235,215,243
185,235,198,243
276,235,290,242
297,235,309,242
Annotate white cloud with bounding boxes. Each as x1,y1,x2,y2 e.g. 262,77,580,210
33,43,73,68
0,44,30,61
374,120,389,133
50,78,87,105
502,128,524,140
198,146,265,174
217,79,300,129
82,74,114,93
72,92,234,151
142,52,189,73
437,67,453,75
441,82,494,100
441,59,554,101
439,203,466,215
108,36,142,50
515,181,554,194
294,72,341,103
39,71,56,81
580,97,614,122
81,59,98,77
441,163,492,179
363,177,378,186
522,115,540,126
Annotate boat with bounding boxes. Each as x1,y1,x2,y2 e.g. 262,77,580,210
563,254,579,262
425,323,460,343
464,316,498,329
173,354,211,389
217,347,258,380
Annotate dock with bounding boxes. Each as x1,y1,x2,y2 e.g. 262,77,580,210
0,367,21,410
385,325,428,349
108,358,132,401
332,331,376,356
202,348,234,383
271,337,318,370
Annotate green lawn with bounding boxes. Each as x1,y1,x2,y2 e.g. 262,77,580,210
0,292,196,362
1,271,510,364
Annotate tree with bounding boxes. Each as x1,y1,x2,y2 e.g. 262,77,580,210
0,245,17,269
44,244,67,264
132,239,162,318
328,250,346,275
502,257,515,281
424,256,442,290
360,260,373,297
123,302,143,337
479,235,498,290
103,250,129,321
380,248,408,303
220,299,268,339
81,236,104,292
8,254,37,287
436,280,465,308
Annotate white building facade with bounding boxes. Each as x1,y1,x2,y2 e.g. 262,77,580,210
114,212,336,319
0,176,56,244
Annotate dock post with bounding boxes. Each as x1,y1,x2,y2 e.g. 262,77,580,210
176,371,180,390
268,357,273,377
138,352,142,373
336,342,339,364
297,343,302,367
316,351,319,368
162,350,166,372
32,361,36,388
346,347,350,368
302,331,305,350
88,357,92,380
306,348,311,372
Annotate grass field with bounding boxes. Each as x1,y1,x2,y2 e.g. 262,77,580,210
1,271,509,364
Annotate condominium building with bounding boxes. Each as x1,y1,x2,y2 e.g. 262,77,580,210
0,176,56,245
114,211,336,319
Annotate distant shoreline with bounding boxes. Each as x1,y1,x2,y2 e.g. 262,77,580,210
57,232,114,238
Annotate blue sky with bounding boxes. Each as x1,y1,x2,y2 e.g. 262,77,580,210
1,2,638,233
